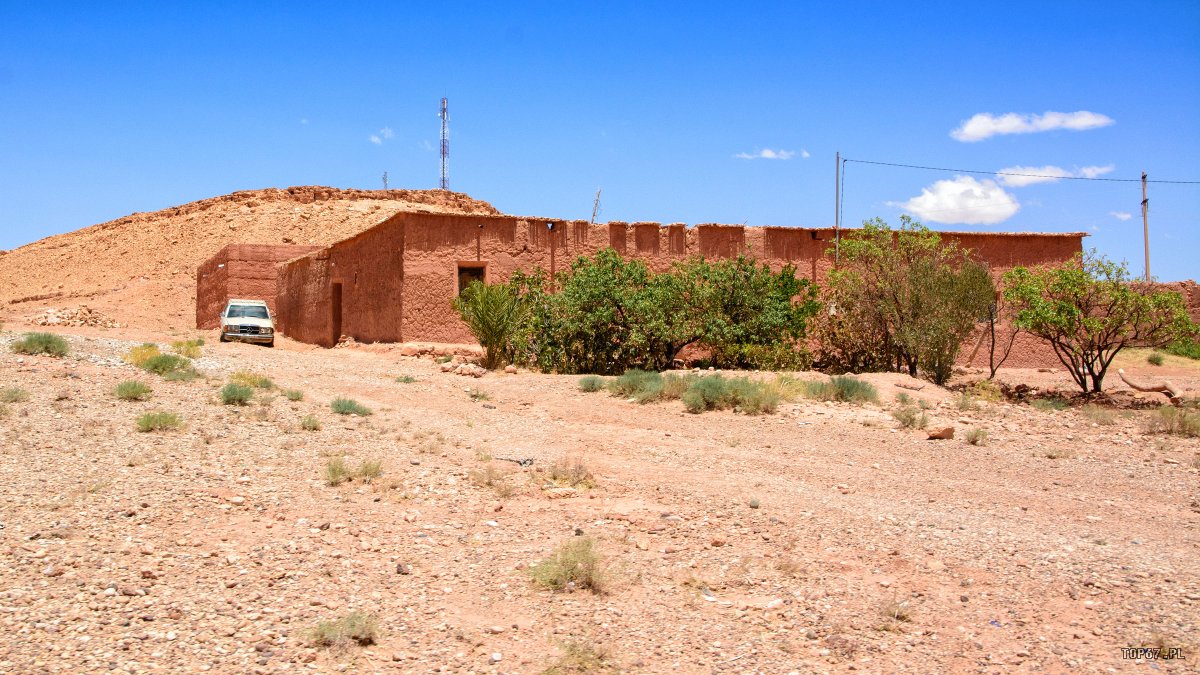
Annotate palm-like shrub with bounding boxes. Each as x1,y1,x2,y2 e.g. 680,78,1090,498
453,280,528,369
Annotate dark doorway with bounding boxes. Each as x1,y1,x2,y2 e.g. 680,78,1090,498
457,264,485,295
331,283,343,346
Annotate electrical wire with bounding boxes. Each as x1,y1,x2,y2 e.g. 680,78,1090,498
842,158,1200,185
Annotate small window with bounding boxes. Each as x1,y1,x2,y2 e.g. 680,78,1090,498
457,264,486,295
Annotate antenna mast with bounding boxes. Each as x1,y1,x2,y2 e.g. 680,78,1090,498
590,188,602,225
439,98,449,190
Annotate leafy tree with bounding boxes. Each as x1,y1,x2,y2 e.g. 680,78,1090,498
1003,251,1197,393
816,216,995,384
452,280,528,369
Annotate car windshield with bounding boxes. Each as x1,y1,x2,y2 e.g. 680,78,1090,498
227,305,269,319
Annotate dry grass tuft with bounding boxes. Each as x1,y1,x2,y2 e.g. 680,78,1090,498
892,405,929,429
547,456,595,489
542,639,619,674
965,428,988,446
1080,404,1116,425
325,457,350,486
529,538,608,594
1142,406,1200,437
306,611,379,649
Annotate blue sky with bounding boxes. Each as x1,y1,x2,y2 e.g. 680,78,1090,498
2,2,1198,280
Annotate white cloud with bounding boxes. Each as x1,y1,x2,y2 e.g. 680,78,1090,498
951,111,1114,142
801,149,811,158
996,163,1117,186
1078,164,1113,178
369,127,395,145
1110,211,1132,221
893,176,1020,225
735,148,796,160
996,165,1073,187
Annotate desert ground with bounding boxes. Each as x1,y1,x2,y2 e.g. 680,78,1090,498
1,322,1197,675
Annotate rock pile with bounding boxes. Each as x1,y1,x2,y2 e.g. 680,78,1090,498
441,361,487,378
31,305,120,328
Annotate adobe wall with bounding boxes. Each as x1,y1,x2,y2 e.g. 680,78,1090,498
283,213,1088,353
195,244,319,329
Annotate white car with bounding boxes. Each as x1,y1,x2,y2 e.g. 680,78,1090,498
219,299,275,347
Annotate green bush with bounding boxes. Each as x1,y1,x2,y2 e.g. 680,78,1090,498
140,353,192,376
325,456,350,486
115,380,152,401
301,415,322,431
136,411,181,432
1031,397,1069,412
966,428,988,445
170,339,203,358
1162,337,1200,360
607,369,662,398
802,376,879,403
163,368,200,382
230,371,274,389
1147,352,1165,366
680,374,778,414
331,398,372,416
284,389,304,401
11,332,69,357
395,375,417,384
578,375,606,392
508,250,819,375
220,383,254,405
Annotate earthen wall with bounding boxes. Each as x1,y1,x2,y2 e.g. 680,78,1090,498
196,244,321,329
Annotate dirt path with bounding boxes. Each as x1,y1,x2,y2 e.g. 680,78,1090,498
1,328,1197,673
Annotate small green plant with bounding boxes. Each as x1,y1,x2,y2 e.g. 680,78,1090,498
395,375,417,384
284,389,304,402
11,332,69,357
1080,404,1116,426
895,392,912,405
1031,397,1069,412
163,368,200,382
678,374,778,414
140,353,193,376
966,428,988,446
307,611,379,648
529,537,608,593
136,411,182,432
967,379,1004,402
0,387,29,403
1143,406,1200,437
124,343,161,366
356,459,382,483
220,383,254,406
435,355,453,364
892,405,929,429
1147,352,1165,366
324,457,350,486
802,376,879,404
578,375,606,393
331,398,372,416
230,371,274,389
468,388,491,402
301,415,322,431
115,380,152,401
170,339,203,359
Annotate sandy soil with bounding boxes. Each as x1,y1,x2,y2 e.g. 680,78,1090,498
1,325,1197,674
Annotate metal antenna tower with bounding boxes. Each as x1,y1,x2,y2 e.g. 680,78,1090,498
439,97,449,190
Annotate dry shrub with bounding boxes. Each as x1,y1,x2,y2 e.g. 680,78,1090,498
547,456,595,488
1080,404,1116,426
892,405,928,429
469,463,515,497
543,640,619,674
529,538,608,593
1143,406,1200,437
307,611,379,648
965,428,988,446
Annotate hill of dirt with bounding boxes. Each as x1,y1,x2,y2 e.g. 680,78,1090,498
0,186,501,332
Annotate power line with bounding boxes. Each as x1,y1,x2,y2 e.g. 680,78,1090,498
843,157,1200,185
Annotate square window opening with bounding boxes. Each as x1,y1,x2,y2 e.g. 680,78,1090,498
457,264,486,295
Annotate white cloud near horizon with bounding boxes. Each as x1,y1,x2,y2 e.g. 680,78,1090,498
1110,211,1132,221
996,164,1114,187
735,148,796,160
893,176,1020,225
951,111,1114,142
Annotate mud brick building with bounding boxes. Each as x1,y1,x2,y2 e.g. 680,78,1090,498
196,211,1089,364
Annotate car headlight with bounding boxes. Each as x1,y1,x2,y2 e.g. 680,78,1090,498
262,327,273,334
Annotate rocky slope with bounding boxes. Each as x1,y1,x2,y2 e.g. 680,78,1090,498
0,186,500,331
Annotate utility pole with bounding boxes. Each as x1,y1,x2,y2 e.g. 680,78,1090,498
1141,171,1150,282
834,151,841,265
439,98,449,190
381,171,388,190
590,188,602,225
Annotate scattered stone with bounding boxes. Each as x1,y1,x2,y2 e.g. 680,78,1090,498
927,427,955,440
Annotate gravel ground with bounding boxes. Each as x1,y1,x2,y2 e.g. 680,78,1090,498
0,328,1197,674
